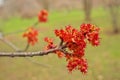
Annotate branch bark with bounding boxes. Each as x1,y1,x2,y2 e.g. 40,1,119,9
0,31,67,57
0,47,60,57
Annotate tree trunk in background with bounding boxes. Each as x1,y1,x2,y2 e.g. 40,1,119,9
108,0,119,34
109,7,119,33
82,0,92,22
103,0,120,34
41,0,50,11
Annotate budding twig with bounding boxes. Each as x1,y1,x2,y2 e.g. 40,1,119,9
32,21,39,27
0,47,62,57
0,32,67,57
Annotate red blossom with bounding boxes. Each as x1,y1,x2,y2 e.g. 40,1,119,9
55,25,80,42
67,57,88,73
55,50,64,58
22,9,100,74
44,37,56,50
80,23,100,46
44,37,64,58
87,32,100,46
38,9,48,22
54,24,100,73
23,27,38,45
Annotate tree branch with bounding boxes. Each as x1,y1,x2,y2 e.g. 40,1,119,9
22,43,30,52
59,38,63,47
0,47,60,57
0,32,19,51
0,32,68,58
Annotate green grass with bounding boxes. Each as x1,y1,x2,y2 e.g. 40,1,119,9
0,8,120,80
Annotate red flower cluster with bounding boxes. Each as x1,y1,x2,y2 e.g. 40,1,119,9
55,50,64,58
80,24,100,46
44,37,56,50
23,27,38,45
44,37,64,58
38,9,48,22
67,57,87,73
54,24,100,73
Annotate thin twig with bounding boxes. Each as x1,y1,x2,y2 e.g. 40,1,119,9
32,21,39,27
23,43,30,52
0,32,19,51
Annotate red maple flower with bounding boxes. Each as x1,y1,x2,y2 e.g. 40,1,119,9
44,37,56,50
55,25,80,42
23,27,38,45
44,37,64,58
54,25,87,73
55,50,64,58
67,57,88,74
54,24,100,73
38,9,48,22
80,23,100,46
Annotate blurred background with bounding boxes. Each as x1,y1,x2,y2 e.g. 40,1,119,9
0,0,120,80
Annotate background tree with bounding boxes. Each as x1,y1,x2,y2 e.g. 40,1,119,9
39,0,50,11
1,0,41,18
103,0,120,34
82,0,93,22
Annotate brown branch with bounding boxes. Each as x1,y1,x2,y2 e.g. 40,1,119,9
59,38,63,47
0,47,60,57
0,32,68,58
0,32,53,67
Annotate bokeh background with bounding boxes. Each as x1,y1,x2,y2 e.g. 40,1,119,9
0,0,120,80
